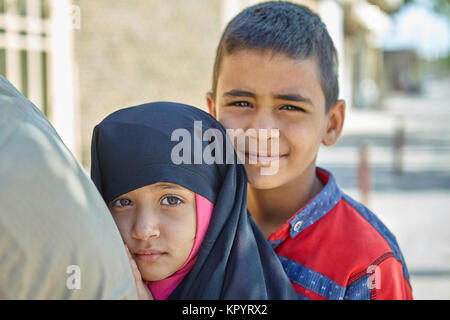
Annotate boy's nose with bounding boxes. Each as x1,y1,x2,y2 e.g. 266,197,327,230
247,111,280,145
131,211,160,240
248,108,278,133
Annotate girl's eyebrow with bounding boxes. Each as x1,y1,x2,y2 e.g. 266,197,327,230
153,183,186,191
109,184,187,204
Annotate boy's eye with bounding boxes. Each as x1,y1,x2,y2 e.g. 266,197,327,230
229,101,251,108
111,198,133,208
280,105,305,112
161,196,183,206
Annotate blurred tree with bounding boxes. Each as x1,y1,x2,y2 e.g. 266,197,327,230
434,0,450,17
405,0,450,17
432,0,450,69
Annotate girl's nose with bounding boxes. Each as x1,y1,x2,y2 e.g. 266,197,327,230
131,210,160,240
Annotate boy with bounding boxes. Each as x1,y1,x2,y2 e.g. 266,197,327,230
207,1,412,300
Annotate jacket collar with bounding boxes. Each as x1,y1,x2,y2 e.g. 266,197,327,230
287,167,342,238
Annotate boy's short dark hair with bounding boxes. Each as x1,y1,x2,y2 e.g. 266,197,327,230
212,1,339,112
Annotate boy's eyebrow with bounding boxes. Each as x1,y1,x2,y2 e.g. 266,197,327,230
223,89,256,98
223,90,313,106
274,93,313,106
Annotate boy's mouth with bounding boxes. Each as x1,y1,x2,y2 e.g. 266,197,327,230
244,152,285,164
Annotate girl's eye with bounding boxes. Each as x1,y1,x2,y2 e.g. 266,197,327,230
112,198,133,208
161,196,183,206
280,105,304,112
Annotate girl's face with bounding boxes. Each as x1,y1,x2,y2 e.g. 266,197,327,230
109,182,196,281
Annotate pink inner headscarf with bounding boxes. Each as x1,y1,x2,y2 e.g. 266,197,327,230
145,193,214,300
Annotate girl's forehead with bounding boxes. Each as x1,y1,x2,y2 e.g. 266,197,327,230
126,182,194,196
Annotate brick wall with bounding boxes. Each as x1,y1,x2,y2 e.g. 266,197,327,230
72,0,222,168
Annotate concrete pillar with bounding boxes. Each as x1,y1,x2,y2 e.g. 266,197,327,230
26,0,43,110
319,0,346,107
49,0,78,157
4,10,22,91
220,0,261,30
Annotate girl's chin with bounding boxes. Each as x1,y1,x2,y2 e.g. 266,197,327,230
140,271,168,282
137,263,169,282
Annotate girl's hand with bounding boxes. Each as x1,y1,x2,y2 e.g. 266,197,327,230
125,244,154,300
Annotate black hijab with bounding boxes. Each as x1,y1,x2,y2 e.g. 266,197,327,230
91,101,297,299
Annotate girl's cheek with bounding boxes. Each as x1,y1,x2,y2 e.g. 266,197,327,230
112,216,132,238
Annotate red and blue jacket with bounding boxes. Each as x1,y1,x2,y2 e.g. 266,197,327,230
268,167,413,300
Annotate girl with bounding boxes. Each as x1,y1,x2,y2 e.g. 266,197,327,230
90,101,297,300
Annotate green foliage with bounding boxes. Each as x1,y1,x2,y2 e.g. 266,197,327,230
433,0,450,17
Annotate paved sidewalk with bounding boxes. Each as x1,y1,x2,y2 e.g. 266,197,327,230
316,76,450,299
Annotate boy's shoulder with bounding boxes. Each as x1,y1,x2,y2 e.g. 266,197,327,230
272,168,413,298
331,192,401,259
306,168,402,258
338,193,403,256
276,168,409,282
286,189,401,264
313,176,404,261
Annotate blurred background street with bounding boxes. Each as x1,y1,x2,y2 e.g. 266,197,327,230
1,0,449,299
317,75,450,299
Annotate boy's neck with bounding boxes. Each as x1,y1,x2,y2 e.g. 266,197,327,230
247,165,324,238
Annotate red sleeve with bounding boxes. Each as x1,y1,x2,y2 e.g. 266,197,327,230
370,257,413,300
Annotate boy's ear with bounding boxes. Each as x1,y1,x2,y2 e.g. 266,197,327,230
206,91,217,119
322,100,345,146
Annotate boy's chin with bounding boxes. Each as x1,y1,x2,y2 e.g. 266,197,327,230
245,168,285,190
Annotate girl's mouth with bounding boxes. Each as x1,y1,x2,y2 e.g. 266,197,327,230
135,249,165,262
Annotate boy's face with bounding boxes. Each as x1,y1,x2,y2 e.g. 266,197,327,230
208,49,344,190
109,182,196,281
